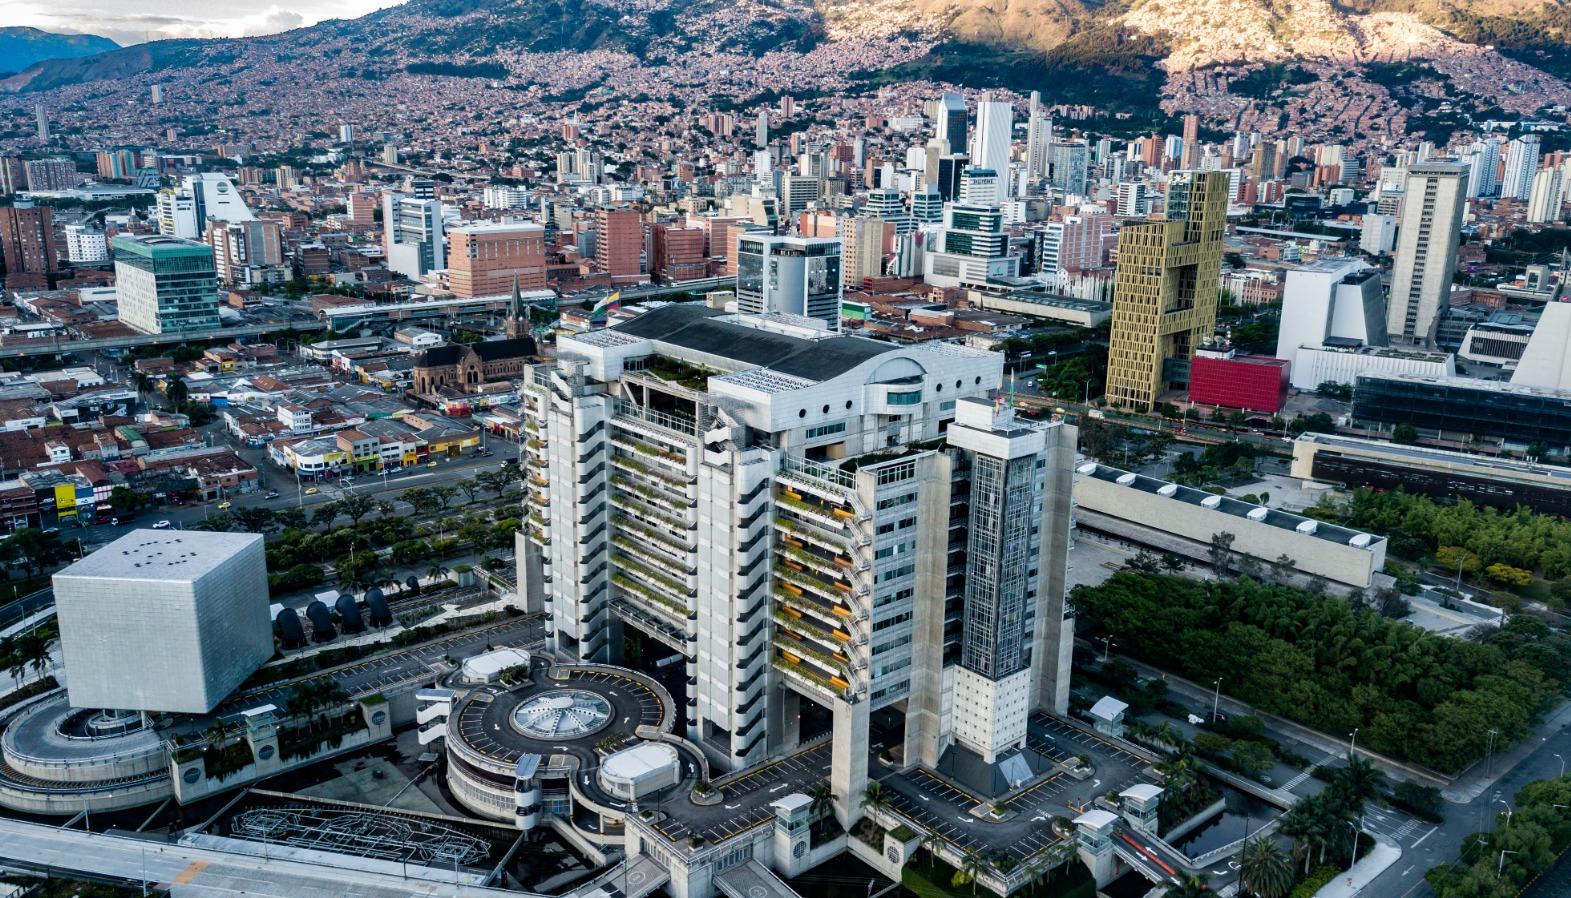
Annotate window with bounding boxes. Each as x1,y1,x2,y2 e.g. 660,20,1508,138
887,391,922,406
805,422,846,439
876,493,916,511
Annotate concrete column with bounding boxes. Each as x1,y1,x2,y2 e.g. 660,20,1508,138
780,689,801,751
904,454,951,769
830,698,869,829
1032,422,1077,715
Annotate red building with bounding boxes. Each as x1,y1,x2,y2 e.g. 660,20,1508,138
1188,349,1290,414
650,224,706,285
595,208,643,282
448,222,546,297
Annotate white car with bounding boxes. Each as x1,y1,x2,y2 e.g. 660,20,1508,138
152,520,173,530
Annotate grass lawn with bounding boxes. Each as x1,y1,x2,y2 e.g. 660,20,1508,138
901,858,1093,898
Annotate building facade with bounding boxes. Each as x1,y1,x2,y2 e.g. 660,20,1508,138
1386,163,1467,346
518,304,1076,815
448,222,547,297
0,206,57,276
1105,170,1229,409
113,235,221,335
736,235,843,328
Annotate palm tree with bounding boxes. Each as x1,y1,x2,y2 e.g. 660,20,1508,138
424,563,451,587
955,847,987,897
860,781,890,818
1164,874,1211,898
807,779,836,823
919,829,946,870
1329,755,1388,814
1238,835,1292,898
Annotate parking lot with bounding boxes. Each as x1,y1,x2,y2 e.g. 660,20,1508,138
876,714,1156,863
655,741,834,844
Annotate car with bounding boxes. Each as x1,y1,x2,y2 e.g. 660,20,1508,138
41,526,59,535
264,490,280,500
109,517,120,526
426,460,438,468
152,520,172,529
305,487,319,496
217,501,232,510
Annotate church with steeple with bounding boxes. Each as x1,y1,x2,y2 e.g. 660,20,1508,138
411,275,538,397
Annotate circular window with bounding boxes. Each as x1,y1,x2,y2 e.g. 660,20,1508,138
974,377,981,385
935,383,943,393
845,400,853,409
182,767,201,783
798,409,807,419
955,379,962,389
257,745,276,760
822,404,830,414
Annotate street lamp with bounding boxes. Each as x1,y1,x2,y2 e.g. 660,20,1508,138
1348,728,1359,761
1497,849,1518,880
1496,798,1512,829
1348,820,1362,867
1211,678,1223,724
1098,636,1116,663
1556,753,1565,778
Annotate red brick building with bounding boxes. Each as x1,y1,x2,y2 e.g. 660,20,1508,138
595,208,643,282
448,222,547,297
650,224,706,284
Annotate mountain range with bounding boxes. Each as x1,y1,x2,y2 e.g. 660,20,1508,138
0,26,118,76
2,0,1567,143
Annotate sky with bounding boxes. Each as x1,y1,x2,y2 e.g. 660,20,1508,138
1,0,406,46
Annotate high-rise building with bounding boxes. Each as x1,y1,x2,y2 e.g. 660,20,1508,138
112,235,221,335
22,157,79,192
0,206,58,276
520,303,1075,802
1461,138,1501,197
95,149,138,181
1115,182,1150,217
1502,135,1541,202
448,222,547,297
0,157,23,195
650,223,708,284
53,530,272,715
840,215,891,288
1180,114,1200,170
63,224,108,264
1038,208,1112,278
936,92,967,158
1527,168,1565,224
34,104,48,142
382,194,446,280
595,208,644,280
736,234,842,326
156,173,256,239
924,203,1019,288
958,168,1000,205
1386,163,1467,346
1105,170,1230,409
205,219,284,287
781,175,822,216
1025,91,1052,182
1049,142,1089,196
756,110,769,149
970,99,1013,194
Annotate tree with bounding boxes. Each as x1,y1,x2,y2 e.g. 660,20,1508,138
1238,836,1291,898
955,847,987,897
807,778,836,823
457,477,485,505
423,562,451,586
1163,874,1210,897
919,829,945,870
1392,423,1419,444
311,501,342,530
430,485,459,511
335,493,376,527
166,375,189,408
275,507,309,530
860,781,890,816
1207,532,1236,576
231,507,275,533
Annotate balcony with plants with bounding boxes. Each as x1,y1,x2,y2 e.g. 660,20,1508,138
609,492,690,534
774,587,850,630
775,486,855,530
613,551,692,598
612,533,694,581
772,651,851,700
614,515,693,556
610,450,691,488
611,471,692,513
610,426,689,468
611,572,692,621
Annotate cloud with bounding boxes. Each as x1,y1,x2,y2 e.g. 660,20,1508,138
1,0,404,44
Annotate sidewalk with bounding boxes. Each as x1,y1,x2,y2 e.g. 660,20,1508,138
1313,842,1401,898
1443,699,1571,803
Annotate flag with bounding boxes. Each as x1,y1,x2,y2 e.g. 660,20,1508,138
592,291,622,316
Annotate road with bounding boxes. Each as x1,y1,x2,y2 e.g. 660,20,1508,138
0,816,519,897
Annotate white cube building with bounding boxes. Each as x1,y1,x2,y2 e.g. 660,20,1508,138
53,530,273,714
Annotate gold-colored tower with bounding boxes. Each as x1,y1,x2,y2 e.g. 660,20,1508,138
1104,170,1229,410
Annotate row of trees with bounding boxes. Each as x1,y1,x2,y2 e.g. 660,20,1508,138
1312,489,1571,581
1072,571,1571,772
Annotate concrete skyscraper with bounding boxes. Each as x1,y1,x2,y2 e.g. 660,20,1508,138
34,104,48,142
756,110,769,149
970,99,1013,195
448,222,547,297
1502,135,1541,202
156,173,256,239
1386,163,1467,346
1527,167,1565,224
1025,91,1052,181
1105,170,1230,409
0,206,58,278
